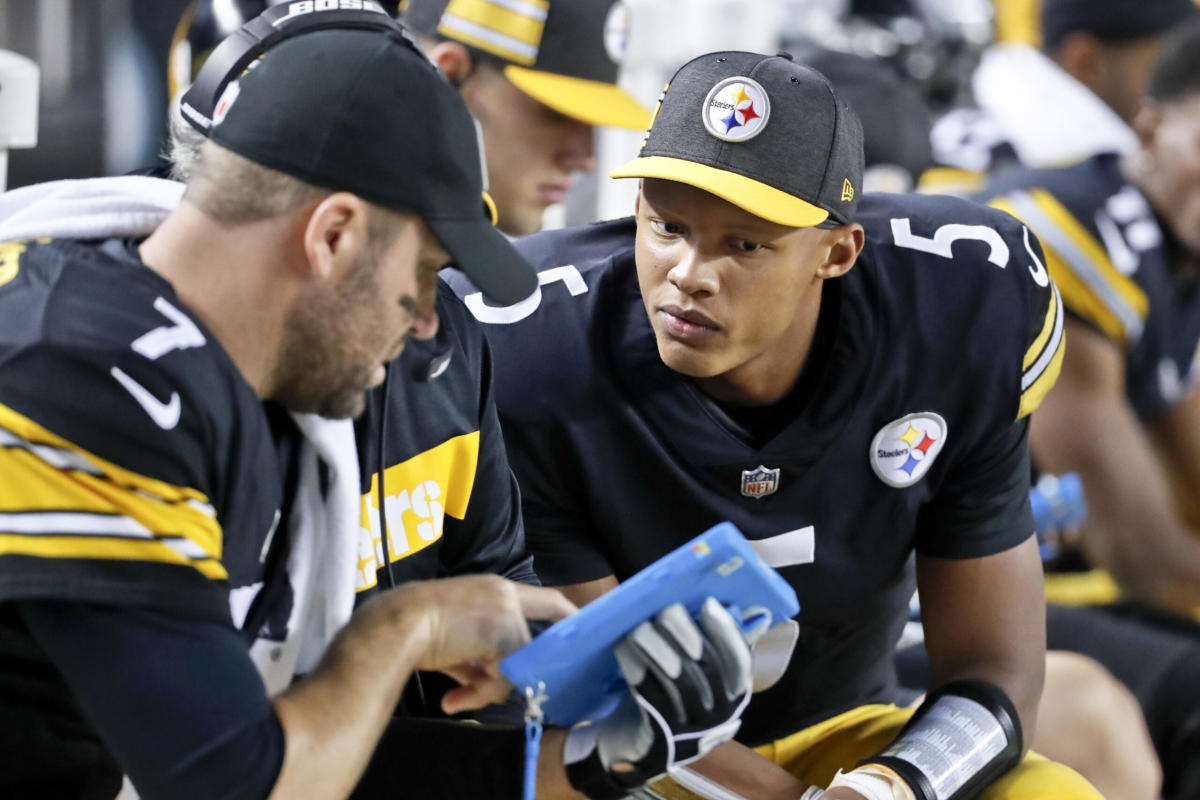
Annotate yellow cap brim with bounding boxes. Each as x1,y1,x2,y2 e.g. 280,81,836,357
504,65,652,130
610,155,830,228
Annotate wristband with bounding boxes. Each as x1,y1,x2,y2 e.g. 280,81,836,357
856,764,916,800
827,768,906,800
862,681,1022,800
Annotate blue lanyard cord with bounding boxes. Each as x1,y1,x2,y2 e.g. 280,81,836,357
523,682,548,800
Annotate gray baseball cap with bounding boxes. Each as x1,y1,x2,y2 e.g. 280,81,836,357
612,51,865,227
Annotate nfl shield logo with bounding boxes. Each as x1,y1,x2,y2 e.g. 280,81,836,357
740,465,780,499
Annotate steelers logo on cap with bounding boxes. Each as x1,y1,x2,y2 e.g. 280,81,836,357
702,76,770,143
603,1,631,64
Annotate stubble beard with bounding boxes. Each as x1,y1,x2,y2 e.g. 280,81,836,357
269,247,386,420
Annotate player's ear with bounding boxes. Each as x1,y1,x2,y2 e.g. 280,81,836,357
1132,101,1164,150
816,223,864,280
302,192,369,281
1050,32,1103,87
430,41,474,87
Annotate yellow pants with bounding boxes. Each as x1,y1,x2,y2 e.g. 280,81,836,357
651,704,1104,800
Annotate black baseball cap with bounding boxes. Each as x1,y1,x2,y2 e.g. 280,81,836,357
611,51,865,227
1041,0,1197,52
185,4,536,305
403,0,650,129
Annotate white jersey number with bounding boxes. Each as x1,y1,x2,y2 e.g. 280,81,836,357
465,265,589,325
890,217,1048,287
111,297,206,431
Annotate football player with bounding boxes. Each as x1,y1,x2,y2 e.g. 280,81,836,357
0,16,755,800
925,0,1196,194
446,50,1102,800
401,0,651,234
979,19,1200,799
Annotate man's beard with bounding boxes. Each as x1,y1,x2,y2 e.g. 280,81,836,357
270,245,395,419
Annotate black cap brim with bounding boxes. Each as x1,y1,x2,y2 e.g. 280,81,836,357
429,218,538,306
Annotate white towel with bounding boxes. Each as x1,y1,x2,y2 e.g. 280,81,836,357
973,43,1138,168
0,176,185,241
0,175,361,693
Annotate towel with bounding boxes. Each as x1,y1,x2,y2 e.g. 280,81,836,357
973,43,1138,168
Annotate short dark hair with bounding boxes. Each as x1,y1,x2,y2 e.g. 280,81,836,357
1041,0,1196,54
1148,20,1200,104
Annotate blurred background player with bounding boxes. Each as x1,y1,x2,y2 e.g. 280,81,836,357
979,20,1200,798
926,0,1198,192
401,0,652,234
780,43,1161,800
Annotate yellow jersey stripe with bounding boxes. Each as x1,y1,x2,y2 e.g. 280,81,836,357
1044,242,1129,344
0,532,227,580
1021,273,1058,371
0,402,210,505
915,166,985,196
1019,313,1066,419
1021,287,1063,394
0,402,223,575
999,190,1148,342
356,430,481,592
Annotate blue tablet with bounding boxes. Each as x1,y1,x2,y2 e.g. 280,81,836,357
499,522,800,726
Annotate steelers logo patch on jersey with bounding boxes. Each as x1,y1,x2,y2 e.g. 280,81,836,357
702,77,770,143
870,412,947,488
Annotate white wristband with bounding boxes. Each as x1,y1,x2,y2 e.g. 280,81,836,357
799,787,824,800
826,769,901,800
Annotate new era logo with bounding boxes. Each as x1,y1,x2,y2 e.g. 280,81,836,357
841,178,854,203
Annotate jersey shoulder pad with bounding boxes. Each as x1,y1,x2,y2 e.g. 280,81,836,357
0,240,256,600
443,219,636,421
1,240,243,482
979,155,1150,347
858,192,1064,420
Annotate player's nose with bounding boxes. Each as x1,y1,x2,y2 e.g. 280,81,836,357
557,120,596,173
409,306,440,341
667,249,718,296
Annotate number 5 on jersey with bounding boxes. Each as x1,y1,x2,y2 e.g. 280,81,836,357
111,297,206,430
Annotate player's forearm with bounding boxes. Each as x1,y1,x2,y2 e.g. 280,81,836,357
666,740,808,799
917,541,1046,750
269,596,429,799
1092,515,1200,611
1074,457,1200,609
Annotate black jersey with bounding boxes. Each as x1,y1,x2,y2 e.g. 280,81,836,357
980,154,1200,422
353,280,535,596
0,237,285,791
445,192,1063,742
0,237,282,615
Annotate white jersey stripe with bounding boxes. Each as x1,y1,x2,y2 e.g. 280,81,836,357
1022,287,1064,392
0,511,153,538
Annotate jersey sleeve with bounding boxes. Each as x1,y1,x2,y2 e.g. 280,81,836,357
987,186,1148,349
19,600,282,800
914,202,1061,557
1013,223,1067,420
0,339,229,620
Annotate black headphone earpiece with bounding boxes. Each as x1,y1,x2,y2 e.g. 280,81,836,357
179,1,420,133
